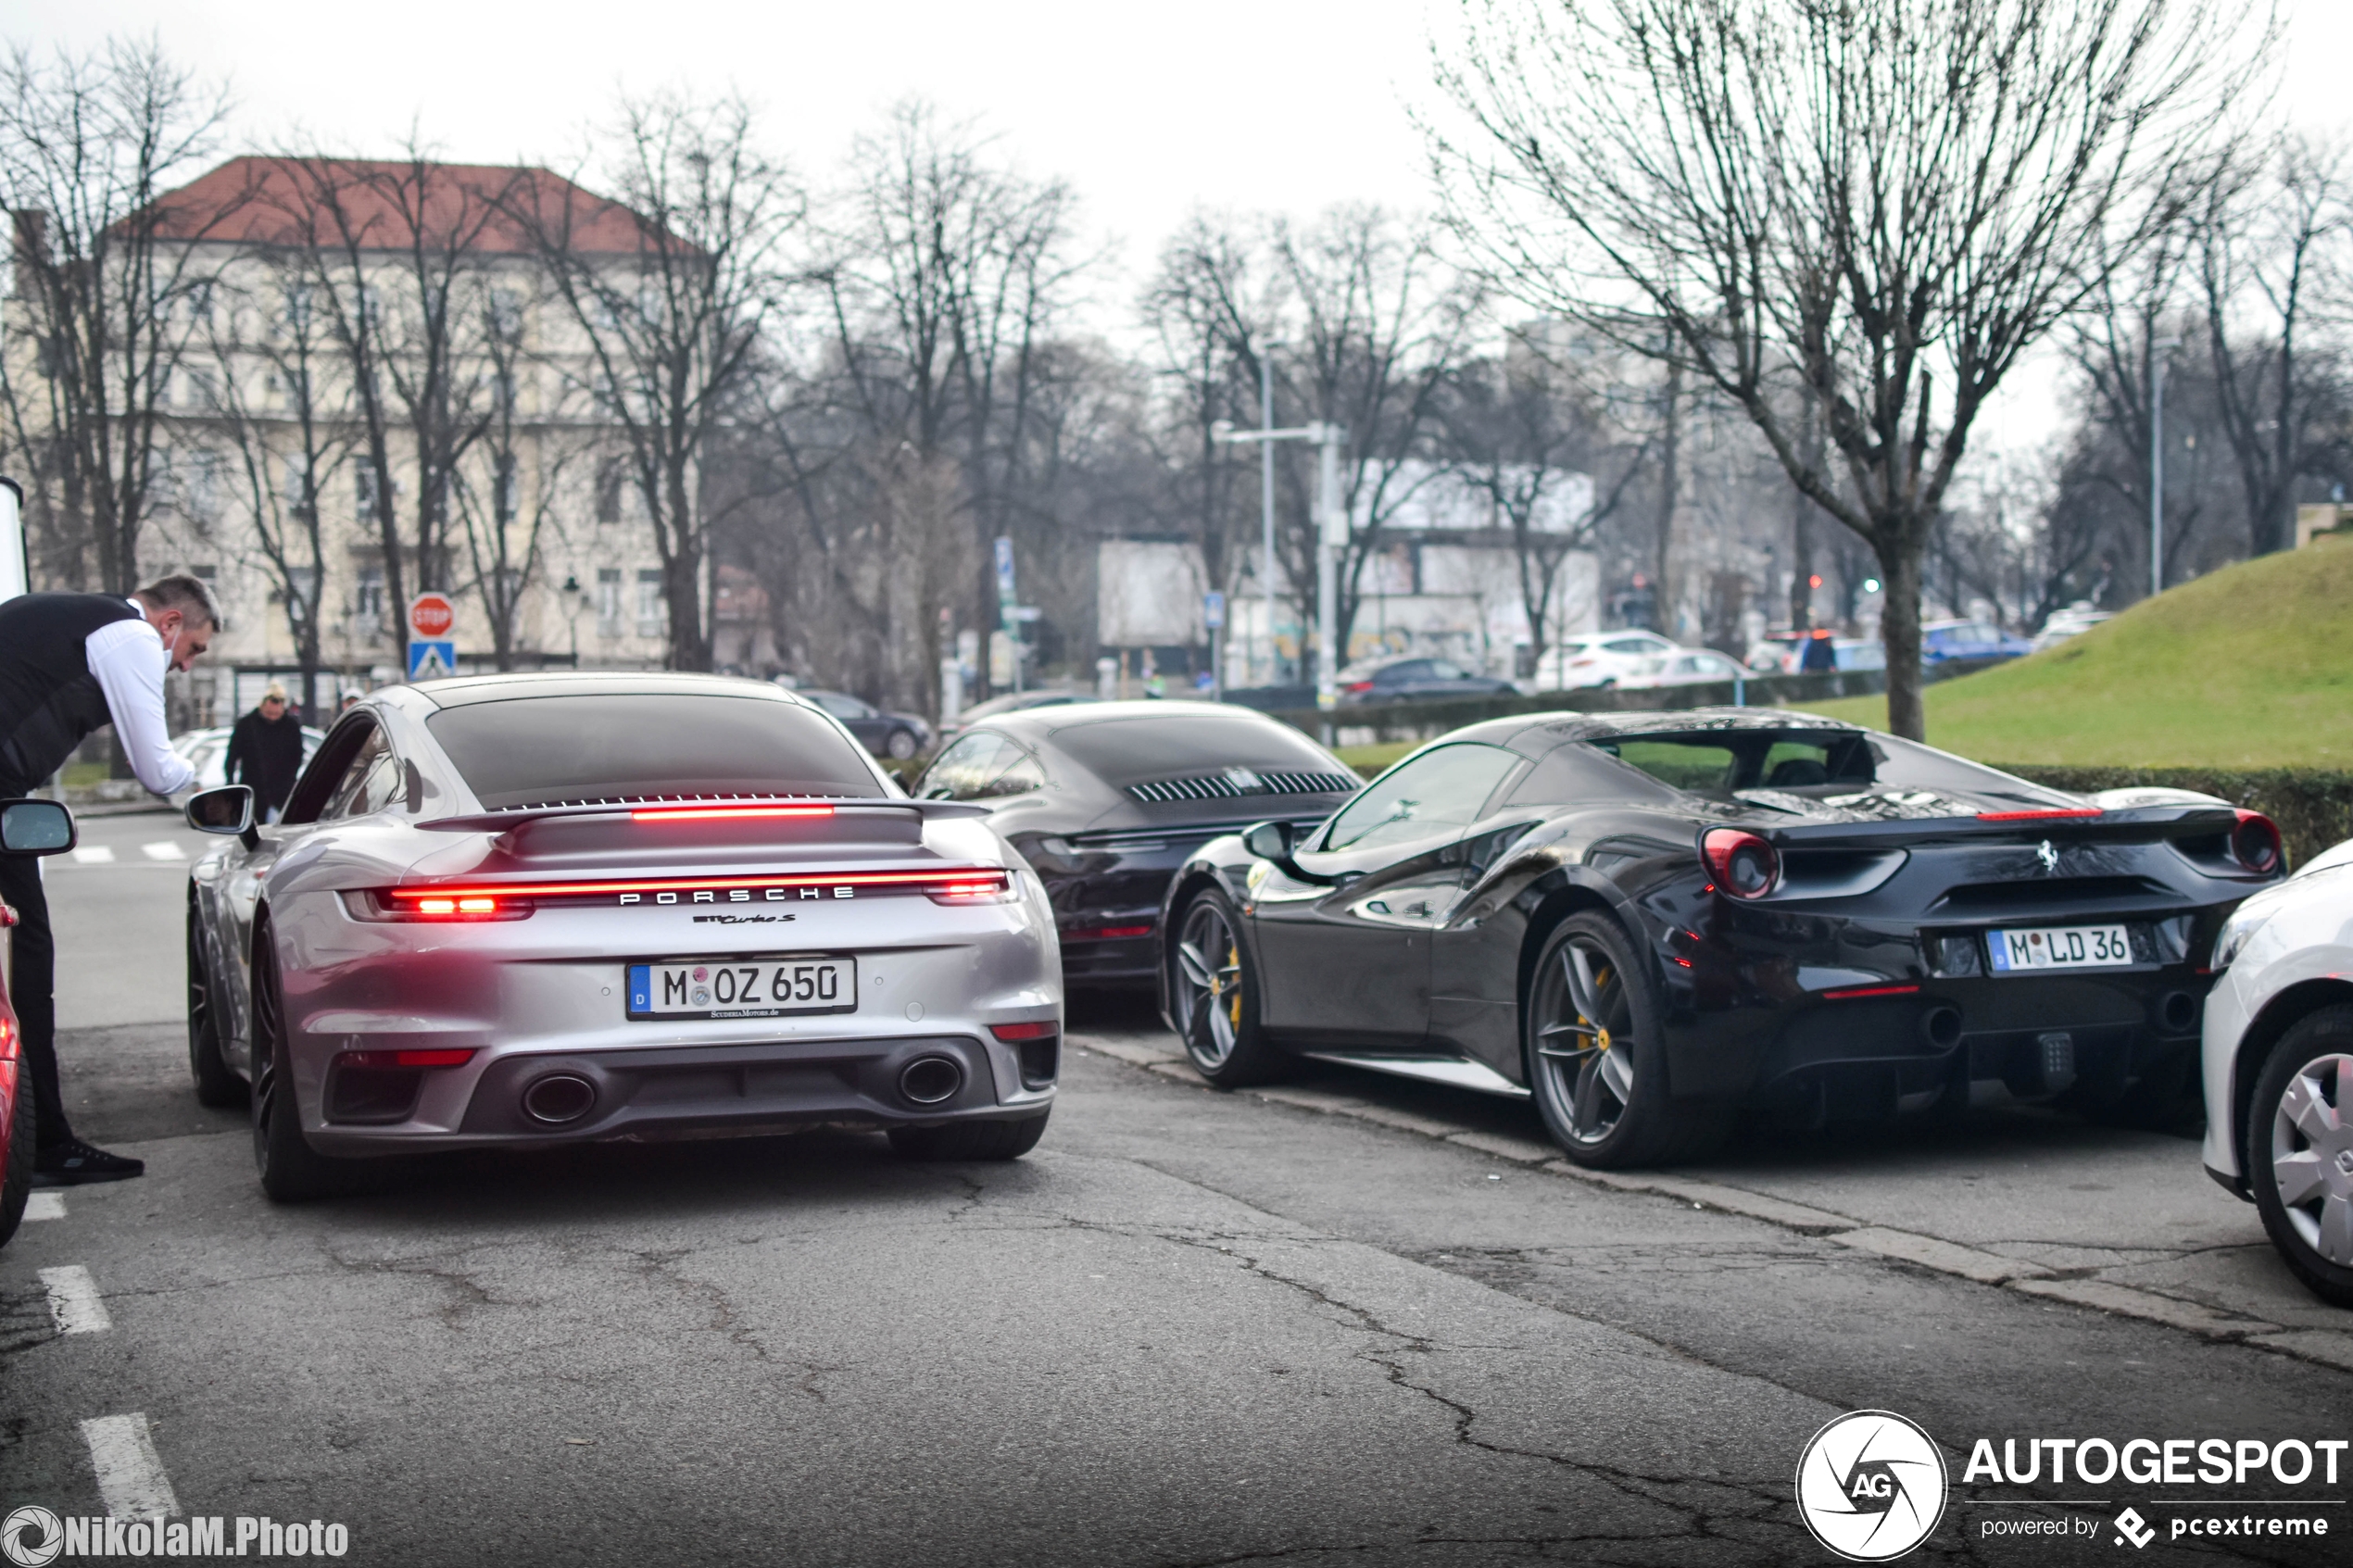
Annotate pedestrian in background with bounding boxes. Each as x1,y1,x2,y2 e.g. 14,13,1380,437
0,575,212,1182
225,681,304,822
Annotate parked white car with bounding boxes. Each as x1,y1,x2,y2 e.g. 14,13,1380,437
2032,601,2115,652
2201,831,2353,1307
1615,649,1753,688
1526,631,1680,691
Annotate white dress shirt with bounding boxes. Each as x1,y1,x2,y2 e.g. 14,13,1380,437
84,601,196,796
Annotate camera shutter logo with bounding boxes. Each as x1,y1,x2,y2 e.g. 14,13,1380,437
1,1506,63,1568
1794,1410,1949,1562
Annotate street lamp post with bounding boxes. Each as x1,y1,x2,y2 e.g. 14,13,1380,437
2151,335,2182,598
1214,414,1348,714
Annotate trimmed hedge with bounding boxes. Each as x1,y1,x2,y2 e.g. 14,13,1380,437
1998,766,2353,870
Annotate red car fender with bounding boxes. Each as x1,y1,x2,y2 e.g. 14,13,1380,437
1,899,19,1212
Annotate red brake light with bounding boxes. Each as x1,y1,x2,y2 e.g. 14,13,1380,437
365,890,531,921
629,805,836,822
989,1021,1059,1042
1346,681,1375,694
1975,808,2102,822
339,1048,476,1070
1701,828,1780,898
926,870,1016,904
2231,809,2283,874
1065,922,1153,941
1820,983,1921,1000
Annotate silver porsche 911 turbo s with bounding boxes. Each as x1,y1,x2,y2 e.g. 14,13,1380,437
182,672,1062,1201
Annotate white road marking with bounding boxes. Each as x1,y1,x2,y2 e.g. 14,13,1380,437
80,1413,179,1520
139,842,185,861
69,846,116,865
24,1190,66,1221
39,1265,111,1335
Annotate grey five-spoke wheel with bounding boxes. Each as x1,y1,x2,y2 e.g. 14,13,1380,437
2246,1008,2353,1308
1525,912,1728,1169
1168,887,1286,1086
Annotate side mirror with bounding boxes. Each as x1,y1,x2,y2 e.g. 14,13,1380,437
0,798,77,856
1241,820,1294,862
186,785,258,848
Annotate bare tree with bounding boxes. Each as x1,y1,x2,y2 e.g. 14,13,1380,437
257,150,515,659
1435,342,1648,658
1434,0,2261,738
2199,134,2352,558
519,93,801,671
0,37,238,590
194,245,350,719
812,100,1088,696
451,293,572,670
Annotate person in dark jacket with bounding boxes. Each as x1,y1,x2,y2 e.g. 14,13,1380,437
225,683,305,822
0,576,214,1182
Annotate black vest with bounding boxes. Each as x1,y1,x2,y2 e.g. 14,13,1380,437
0,592,145,795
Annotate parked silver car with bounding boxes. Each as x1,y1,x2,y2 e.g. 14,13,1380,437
182,672,1061,1201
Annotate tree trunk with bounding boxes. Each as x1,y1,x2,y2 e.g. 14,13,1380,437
1653,362,1680,635
1875,532,1928,742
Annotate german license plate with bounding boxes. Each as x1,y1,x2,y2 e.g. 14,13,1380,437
1985,924,2133,973
625,955,857,1019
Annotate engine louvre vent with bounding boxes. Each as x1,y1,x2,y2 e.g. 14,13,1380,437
1125,769,1359,805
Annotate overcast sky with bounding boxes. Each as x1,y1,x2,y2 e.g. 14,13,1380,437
5,0,2347,458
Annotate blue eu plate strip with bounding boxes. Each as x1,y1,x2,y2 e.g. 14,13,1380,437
627,964,651,1011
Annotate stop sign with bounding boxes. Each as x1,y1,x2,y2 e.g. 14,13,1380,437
408,593,455,640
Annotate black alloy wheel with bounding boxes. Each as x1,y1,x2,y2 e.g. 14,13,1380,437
0,1069,31,1248
1170,887,1288,1087
2245,1006,2353,1308
888,1110,1051,1161
186,905,245,1108
249,916,367,1202
1525,912,1727,1168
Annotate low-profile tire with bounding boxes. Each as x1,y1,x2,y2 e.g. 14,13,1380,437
1167,886,1290,1087
2243,1006,2353,1309
888,1110,1050,1161
1525,912,1729,1169
884,728,920,761
0,1067,31,1248
187,908,246,1109
249,919,370,1203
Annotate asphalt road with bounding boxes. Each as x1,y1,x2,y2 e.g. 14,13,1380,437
3,809,2350,1566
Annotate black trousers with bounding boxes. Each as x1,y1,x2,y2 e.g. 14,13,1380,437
0,851,71,1148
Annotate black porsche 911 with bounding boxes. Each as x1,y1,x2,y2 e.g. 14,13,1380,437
914,701,1362,985
1157,709,2286,1167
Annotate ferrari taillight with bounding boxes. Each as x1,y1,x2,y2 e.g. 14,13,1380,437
339,1048,477,1070
1701,828,1780,899
2231,809,2283,874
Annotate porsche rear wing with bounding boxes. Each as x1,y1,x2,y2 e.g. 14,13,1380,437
420,797,989,834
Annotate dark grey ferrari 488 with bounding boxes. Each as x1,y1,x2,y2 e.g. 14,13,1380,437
1158,709,2286,1167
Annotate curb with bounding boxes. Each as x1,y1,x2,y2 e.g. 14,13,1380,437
1073,1035,2353,1376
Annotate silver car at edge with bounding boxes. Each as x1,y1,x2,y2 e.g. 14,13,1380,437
182,672,1062,1201
2200,834,2353,1306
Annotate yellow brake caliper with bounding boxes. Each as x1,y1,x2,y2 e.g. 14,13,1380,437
1227,942,1242,1028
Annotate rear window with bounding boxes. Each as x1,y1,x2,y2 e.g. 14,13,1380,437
425,694,886,809
1049,714,1346,790
1590,728,2072,805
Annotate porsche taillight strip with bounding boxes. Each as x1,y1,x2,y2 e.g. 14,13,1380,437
1975,808,2103,822
629,805,837,822
384,867,1011,904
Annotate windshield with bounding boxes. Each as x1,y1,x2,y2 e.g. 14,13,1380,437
426,694,887,809
1049,713,1347,790
1590,728,2072,809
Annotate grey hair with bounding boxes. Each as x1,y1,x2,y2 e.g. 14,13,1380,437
135,573,221,629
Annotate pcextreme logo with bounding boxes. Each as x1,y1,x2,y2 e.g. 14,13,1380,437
1795,1410,1950,1562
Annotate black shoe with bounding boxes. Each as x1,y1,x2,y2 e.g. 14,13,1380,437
32,1138,145,1185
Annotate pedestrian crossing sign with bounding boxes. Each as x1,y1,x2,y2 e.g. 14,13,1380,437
407,639,456,680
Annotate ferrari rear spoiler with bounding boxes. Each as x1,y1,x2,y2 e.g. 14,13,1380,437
1758,803,2241,849
420,797,990,834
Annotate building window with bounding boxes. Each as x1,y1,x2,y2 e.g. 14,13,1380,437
495,455,519,522
356,466,384,525
354,566,384,637
597,568,622,635
635,569,665,638
283,565,321,617
595,460,625,525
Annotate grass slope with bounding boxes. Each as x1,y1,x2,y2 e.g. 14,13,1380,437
1806,534,2353,767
